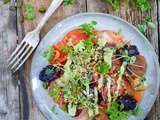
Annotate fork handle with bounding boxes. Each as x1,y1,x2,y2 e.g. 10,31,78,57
35,0,63,32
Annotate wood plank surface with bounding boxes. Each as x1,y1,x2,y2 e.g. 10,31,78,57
15,0,160,120
0,0,20,120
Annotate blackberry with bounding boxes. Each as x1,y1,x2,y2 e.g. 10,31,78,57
39,65,62,82
117,96,137,110
128,45,139,56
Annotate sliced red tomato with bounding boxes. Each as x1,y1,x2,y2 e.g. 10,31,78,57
65,29,89,45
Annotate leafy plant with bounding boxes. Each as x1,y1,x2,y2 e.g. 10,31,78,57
24,3,36,21
63,0,75,5
134,0,151,11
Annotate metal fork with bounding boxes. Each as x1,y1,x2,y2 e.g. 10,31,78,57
8,0,63,73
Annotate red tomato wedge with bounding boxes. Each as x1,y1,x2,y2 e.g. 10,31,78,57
50,29,89,65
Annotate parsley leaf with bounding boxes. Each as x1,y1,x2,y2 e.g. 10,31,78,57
43,47,54,62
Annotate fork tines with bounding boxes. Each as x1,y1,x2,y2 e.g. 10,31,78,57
8,41,33,73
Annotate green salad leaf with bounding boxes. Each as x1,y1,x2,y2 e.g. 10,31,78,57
98,62,109,75
43,47,54,61
104,48,114,68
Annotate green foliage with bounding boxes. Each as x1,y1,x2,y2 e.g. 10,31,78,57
63,0,75,5
105,0,120,12
80,21,97,35
3,0,10,4
24,3,36,21
134,0,151,11
98,62,109,75
43,47,54,61
136,24,147,34
145,16,155,29
107,100,142,120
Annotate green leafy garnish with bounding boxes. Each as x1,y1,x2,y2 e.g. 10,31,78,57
68,103,77,116
134,0,151,11
136,24,147,34
73,41,85,52
43,47,54,61
60,46,73,53
98,62,109,75
24,3,36,21
104,48,114,68
105,0,120,12
107,100,142,120
48,85,60,100
80,21,97,35
145,16,156,29
63,0,75,5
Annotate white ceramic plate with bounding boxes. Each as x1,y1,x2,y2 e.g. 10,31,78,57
30,13,160,120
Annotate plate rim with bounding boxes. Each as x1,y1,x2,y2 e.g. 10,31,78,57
30,12,160,120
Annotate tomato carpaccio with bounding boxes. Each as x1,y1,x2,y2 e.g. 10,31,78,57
50,29,89,65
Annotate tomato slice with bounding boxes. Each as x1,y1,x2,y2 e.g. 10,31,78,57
65,29,89,45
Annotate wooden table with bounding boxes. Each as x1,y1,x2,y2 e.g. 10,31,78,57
0,0,159,120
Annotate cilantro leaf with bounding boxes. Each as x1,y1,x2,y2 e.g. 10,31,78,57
98,62,109,75
105,0,120,12
43,47,54,61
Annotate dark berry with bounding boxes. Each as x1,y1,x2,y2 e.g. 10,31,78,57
128,45,139,56
117,96,137,110
39,65,62,82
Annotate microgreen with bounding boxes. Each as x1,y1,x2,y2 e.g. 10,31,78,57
43,47,54,62
98,62,109,75
107,100,142,120
60,46,73,53
48,85,60,100
24,3,36,21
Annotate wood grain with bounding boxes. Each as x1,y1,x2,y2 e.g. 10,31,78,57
0,1,20,120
